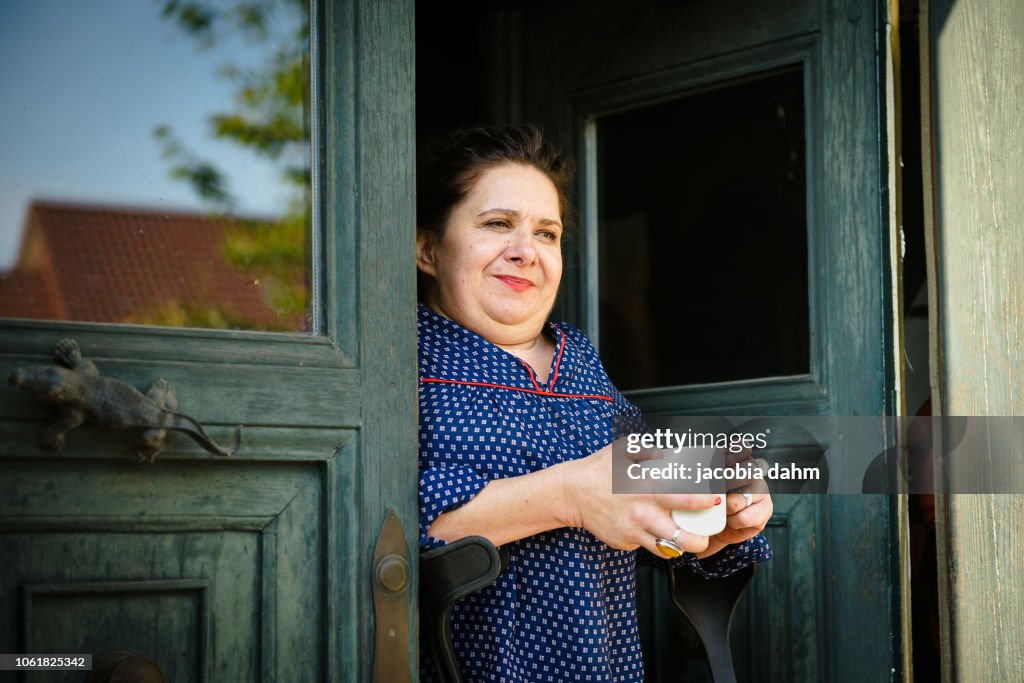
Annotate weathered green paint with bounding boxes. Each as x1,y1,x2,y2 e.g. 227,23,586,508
0,1,418,681
924,0,1024,680
511,0,899,680
0,462,325,681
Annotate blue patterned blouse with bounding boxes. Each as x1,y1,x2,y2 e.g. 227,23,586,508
417,304,771,682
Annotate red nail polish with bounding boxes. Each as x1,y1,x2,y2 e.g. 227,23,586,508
714,496,722,506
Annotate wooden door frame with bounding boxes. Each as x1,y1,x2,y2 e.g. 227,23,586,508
322,0,417,678
921,1,1024,681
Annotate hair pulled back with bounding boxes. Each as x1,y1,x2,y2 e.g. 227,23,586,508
417,124,575,239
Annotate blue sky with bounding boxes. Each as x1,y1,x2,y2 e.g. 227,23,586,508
0,0,300,268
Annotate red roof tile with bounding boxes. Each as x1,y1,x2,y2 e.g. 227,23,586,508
0,200,307,331
0,268,62,319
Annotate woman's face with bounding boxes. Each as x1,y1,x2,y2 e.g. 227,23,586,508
417,162,564,346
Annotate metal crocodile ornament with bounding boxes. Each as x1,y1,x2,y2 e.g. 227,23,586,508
8,338,241,462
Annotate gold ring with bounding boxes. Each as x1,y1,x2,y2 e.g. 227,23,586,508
655,538,684,558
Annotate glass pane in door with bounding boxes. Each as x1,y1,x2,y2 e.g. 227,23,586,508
0,0,312,332
597,66,808,389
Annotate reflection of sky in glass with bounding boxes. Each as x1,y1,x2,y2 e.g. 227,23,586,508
0,0,294,268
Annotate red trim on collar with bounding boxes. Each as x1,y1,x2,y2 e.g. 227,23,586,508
420,377,614,402
549,328,566,389
518,358,542,391
515,326,567,391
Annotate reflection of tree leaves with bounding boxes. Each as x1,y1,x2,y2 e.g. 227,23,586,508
153,0,308,187
256,274,306,316
222,213,308,320
152,0,310,329
171,163,233,205
154,125,234,207
224,214,305,269
233,1,270,38
159,0,282,47
209,37,309,163
127,298,291,332
160,1,217,45
153,0,308,203
210,112,304,157
283,167,310,186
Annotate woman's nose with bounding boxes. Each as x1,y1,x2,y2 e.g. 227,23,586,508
504,228,537,264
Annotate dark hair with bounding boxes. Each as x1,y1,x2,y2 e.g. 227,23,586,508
417,124,576,239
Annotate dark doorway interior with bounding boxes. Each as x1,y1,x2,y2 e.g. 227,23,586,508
416,5,488,156
898,2,941,681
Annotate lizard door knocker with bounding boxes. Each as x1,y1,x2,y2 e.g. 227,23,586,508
8,338,242,462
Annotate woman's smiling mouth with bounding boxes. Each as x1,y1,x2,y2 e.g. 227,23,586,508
495,275,534,292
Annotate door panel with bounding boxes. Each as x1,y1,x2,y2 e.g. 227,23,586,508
732,495,821,683
24,579,214,683
508,0,897,680
0,0,416,680
640,494,821,682
2,458,326,681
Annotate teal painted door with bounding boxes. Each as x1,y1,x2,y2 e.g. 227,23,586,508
0,0,417,680
502,1,900,681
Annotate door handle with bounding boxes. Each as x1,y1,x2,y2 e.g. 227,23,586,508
8,338,241,461
372,509,412,683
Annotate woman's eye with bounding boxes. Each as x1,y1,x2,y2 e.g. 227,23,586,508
537,230,559,242
485,219,511,229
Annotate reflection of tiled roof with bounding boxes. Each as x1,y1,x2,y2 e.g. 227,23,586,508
0,200,305,330
0,268,62,319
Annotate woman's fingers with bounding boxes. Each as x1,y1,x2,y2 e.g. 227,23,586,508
642,523,710,558
725,491,755,515
709,526,762,547
724,472,771,514
652,493,720,510
726,495,772,531
628,447,665,463
747,476,770,494
626,505,711,558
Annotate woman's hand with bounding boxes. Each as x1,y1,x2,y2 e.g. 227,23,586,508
560,441,720,558
425,438,759,558
695,451,773,559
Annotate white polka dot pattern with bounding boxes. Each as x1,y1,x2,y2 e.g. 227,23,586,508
417,304,771,682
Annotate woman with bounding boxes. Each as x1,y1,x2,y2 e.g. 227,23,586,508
417,124,772,681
